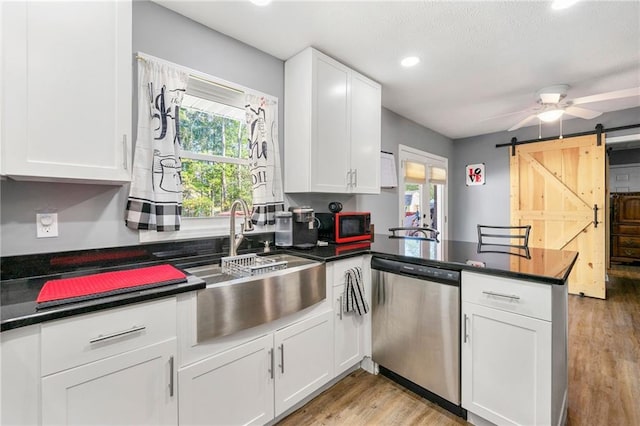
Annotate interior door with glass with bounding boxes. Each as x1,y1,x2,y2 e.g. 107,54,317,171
397,145,448,241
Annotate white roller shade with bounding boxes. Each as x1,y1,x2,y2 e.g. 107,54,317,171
430,166,447,185
404,161,426,184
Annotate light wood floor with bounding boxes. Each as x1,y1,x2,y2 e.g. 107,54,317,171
278,269,640,426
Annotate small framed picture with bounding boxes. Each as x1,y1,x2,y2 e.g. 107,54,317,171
466,163,485,186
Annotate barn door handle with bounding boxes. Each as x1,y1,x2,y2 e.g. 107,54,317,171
593,204,599,228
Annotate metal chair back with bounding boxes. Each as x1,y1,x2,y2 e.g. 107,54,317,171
477,224,531,249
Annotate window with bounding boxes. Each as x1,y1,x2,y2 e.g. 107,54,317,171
179,77,252,219
139,72,262,243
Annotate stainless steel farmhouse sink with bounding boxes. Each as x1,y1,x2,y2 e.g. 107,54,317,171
187,253,326,342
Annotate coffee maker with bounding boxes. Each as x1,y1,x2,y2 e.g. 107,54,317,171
288,206,318,249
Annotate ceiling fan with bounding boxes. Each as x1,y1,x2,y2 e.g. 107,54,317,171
508,85,640,131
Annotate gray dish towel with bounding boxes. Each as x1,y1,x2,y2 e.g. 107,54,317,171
342,266,369,315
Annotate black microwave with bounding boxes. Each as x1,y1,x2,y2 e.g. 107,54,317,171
316,212,371,244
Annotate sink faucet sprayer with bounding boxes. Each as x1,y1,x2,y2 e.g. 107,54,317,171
229,199,254,256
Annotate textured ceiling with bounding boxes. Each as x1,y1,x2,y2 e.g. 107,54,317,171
154,0,640,139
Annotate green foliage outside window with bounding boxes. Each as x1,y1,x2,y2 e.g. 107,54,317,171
179,107,252,218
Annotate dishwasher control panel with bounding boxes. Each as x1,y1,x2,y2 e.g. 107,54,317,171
372,257,460,285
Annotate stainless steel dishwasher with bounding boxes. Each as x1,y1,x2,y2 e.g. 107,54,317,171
371,256,464,417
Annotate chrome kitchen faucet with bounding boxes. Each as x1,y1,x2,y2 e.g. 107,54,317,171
229,199,254,257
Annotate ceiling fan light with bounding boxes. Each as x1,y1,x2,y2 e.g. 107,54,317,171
538,109,565,123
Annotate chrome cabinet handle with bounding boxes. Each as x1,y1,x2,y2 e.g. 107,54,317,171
463,314,469,343
338,296,343,320
353,168,358,187
89,325,146,344
122,135,128,170
268,348,274,379
482,291,520,300
279,344,285,374
169,356,174,397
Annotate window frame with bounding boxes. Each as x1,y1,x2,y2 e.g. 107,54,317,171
397,144,448,241
136,52,276,243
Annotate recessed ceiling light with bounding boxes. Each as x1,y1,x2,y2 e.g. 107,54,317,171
250,0,272,6
551,0,580,10
401,56,420,68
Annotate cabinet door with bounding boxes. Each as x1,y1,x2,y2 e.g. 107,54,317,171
41,338,177,425
334,283,364,376
2,1,131,183
461,302,552,426
178,334,274,426
274,310,333,416
310,54,351,193
350,73,381,194
1,325,40,426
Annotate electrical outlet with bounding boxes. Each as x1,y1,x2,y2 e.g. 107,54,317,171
36,213,58,238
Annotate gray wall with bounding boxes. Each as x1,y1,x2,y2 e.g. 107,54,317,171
356,108,454,235
0,1,285,256
451,107,640,242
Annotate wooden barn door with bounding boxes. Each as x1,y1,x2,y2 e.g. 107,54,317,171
510,134,606,299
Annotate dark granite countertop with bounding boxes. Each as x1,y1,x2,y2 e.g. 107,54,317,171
290,236,578,285
0,263,207,332
1,234,578,332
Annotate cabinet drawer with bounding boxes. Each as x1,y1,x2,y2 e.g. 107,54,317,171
615,235,640,248
41,297,176,376
613,224,640,236
462,272,551,321
331,257,363,287
613,245,640,258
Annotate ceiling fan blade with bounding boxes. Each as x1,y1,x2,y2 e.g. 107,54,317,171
564,106,603,120
509,114,538,131
479,108,533,122
571,87,640,105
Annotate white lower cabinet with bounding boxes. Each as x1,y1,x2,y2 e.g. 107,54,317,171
334,283,365,376
274,309,333,416
461,271,567,426
461,302,552,425
42,338,177,425
38,298,178,426
1,325,40,426
330,257,367,376
178,310,333,425
178,334,274,426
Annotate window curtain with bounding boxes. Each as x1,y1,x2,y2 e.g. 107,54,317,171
125,57,189,231
245,94,284,225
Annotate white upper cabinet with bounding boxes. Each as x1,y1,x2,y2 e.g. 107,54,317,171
1,1,132,184
284,47,381,194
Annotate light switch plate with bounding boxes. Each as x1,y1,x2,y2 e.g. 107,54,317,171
37,213,58,238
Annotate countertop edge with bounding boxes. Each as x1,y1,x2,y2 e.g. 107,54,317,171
1,279,205,332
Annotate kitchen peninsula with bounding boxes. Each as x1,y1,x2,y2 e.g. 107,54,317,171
1,235,577,426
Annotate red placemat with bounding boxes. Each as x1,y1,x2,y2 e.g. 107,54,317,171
36,264,187,308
